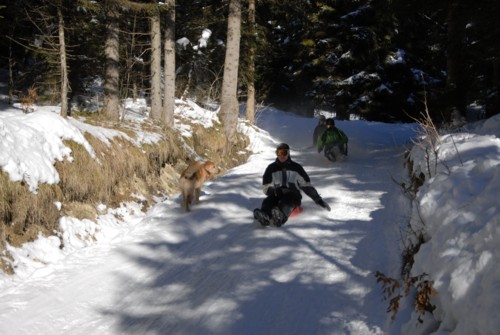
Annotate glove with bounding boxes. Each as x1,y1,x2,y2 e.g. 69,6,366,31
315,198,331,211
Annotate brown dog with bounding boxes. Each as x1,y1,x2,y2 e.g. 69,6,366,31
179,160,217,211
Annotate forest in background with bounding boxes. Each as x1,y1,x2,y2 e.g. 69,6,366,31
0,0,499,126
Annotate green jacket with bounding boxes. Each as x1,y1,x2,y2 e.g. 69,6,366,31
317,127,348,150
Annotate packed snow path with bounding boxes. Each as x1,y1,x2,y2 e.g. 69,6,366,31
0,111,417,335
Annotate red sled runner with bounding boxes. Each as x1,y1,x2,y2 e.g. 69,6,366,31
289,206,303,218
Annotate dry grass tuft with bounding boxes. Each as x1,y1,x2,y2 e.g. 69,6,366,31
1,171,63,273
188,123,250,171
55,133,180,208
55,138,110,204
62,202,97,221
1,171,62,246
375,271,436,323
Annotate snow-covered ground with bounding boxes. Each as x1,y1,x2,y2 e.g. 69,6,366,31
0,97,499,334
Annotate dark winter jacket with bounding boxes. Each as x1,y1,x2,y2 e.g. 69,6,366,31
313,124,326,146
262,156,322,202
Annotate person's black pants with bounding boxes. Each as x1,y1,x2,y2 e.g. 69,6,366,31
324,143,348,161
261,191,302,217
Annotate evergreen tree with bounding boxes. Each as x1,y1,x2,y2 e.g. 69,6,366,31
103,0,121,120
150,6,162,120
163,0,176,127
257,0,317,116
243,0,256,124
220,0,242,153
462,0,500,119
176,0,226,104
1,0,498,125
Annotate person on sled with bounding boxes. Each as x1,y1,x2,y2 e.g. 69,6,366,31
317,118,348,162
253,143,331,227
313,115,327,146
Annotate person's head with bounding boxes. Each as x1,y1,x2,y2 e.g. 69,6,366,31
325,118,335,129
275,143,290,162
318,115,326,125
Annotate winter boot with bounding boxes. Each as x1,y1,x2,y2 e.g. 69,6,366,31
325,147,336,162
271,207,287,227
254,208,272,226
333,146,346,161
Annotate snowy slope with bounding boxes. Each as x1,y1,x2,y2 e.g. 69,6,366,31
3,99,499,335
0,105,419,335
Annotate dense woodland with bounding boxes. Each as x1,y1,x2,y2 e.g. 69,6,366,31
1,0,499,128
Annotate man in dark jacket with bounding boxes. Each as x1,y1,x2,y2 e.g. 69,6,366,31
253,143,331,227
312,115,326,146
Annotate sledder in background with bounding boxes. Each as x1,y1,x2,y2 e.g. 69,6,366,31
317,118,349,162
253,143,330,227
312,115,327,146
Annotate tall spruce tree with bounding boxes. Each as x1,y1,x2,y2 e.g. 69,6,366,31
103,0,121,120
244,0,256,124
55,0,69,117
220,0,242,153
1,0,498,125
150,6,162,120
163,0,176,127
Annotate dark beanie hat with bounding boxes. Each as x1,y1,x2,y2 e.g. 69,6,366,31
276,143,290,150
326,118,335,126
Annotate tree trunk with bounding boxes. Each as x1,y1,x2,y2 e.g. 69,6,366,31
8,39,14,105
103,1,121,120
57,3,69,118
163,0,175,127
245,0,256,124
150,9,162,120
220,0,242,153
444,1,467,125
126,15,138,103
